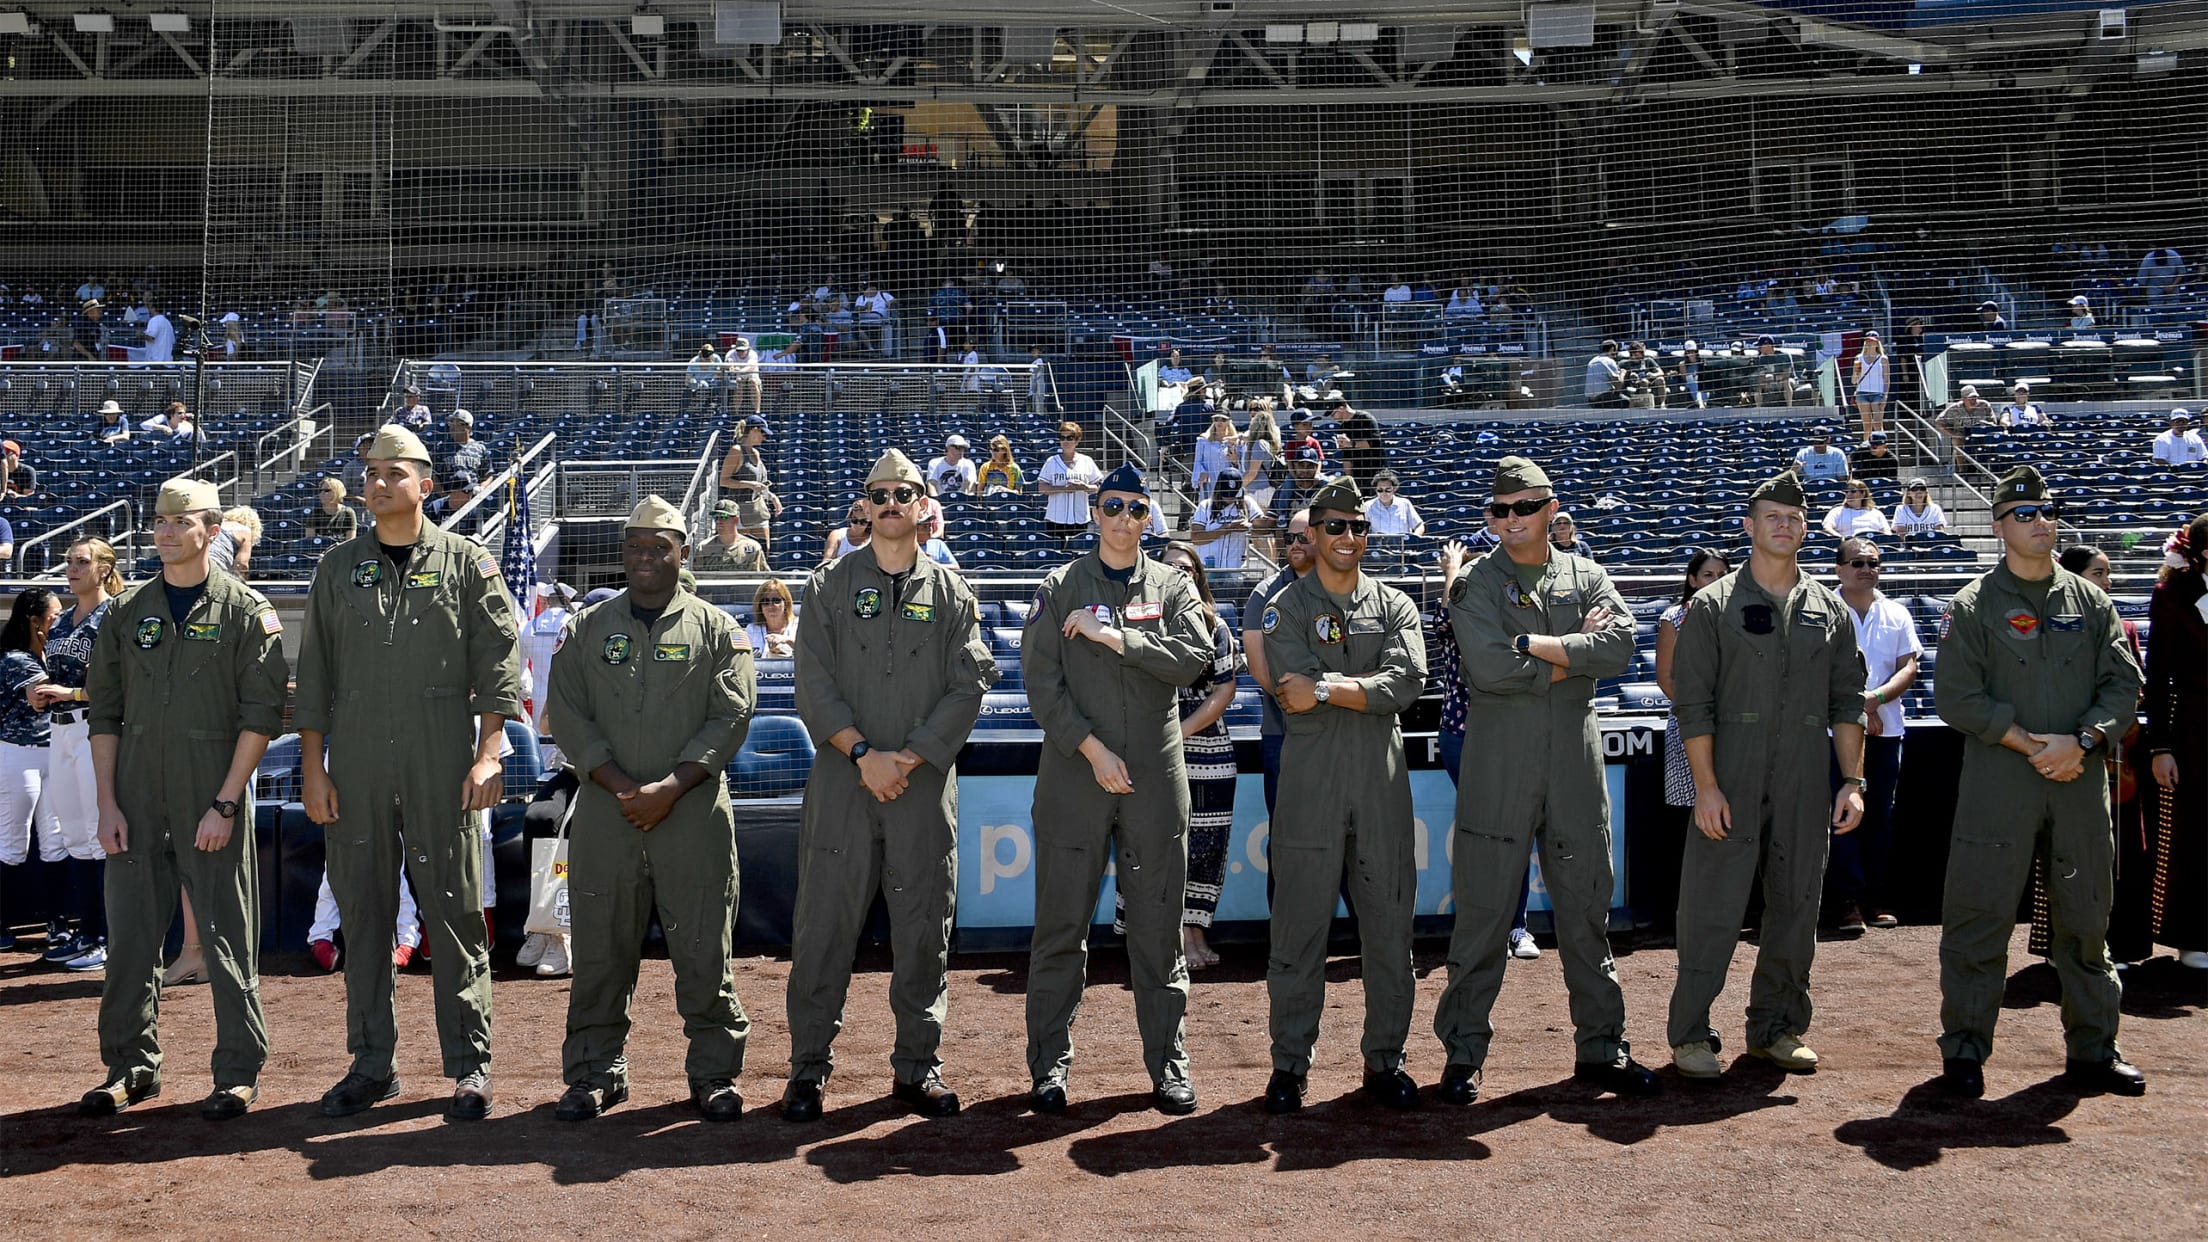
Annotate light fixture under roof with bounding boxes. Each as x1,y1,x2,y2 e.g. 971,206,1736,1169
73,12,114,34
150,12,191,34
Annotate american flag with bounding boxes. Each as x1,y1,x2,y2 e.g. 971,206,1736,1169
501,472,540,718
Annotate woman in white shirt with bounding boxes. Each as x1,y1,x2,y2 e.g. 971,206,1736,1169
1822,477,1893,539
745,578,800,659
1190,411,1237,498
1852,331,1889,441
1362,469,1425,537
823,498,871,562
1889,479,1947,539
1188,470,1260,570
1036,420,1102,536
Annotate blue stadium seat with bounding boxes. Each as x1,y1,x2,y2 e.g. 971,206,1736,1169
729,714,814,798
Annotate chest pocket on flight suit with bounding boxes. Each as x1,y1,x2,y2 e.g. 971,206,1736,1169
1787,606,1836,727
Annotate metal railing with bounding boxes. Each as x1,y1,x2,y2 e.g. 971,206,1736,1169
680,430,722,536
557,458,706,523
16,499,137,580
252,402,335,488
445,431,558,541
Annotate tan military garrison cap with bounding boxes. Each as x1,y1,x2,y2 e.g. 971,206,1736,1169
154,476,222,515
1492,455,1552,495
866,449,925,488
363,423,433,465
625,494,687,534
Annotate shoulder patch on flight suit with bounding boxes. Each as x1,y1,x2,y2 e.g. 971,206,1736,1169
1939,611,1954,641
654,643,691,661
259,610,283,635
352,561,382,587
855,587,883,619
900,601,935,622
1261,605,1280,634
603,633,633,663
1741,603,1775,635
135,617,163,649
1314,612,1345,644
184,622,221,641
475,554,500,579
2047,614,2084,632
405,569,443,589
2004,609,2040,639
1124,600,1163,622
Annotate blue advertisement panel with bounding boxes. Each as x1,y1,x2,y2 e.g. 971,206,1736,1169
954,765,1628,931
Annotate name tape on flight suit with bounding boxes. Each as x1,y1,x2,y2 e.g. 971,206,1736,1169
184,622,221,641
654,643,691,661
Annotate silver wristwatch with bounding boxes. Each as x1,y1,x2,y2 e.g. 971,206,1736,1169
1313,680,1333,704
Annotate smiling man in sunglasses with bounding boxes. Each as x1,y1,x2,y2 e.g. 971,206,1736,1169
1259,476,1428,1113
1023,463,1212,1116
783,450,998,1122
1667,468,1867,1082
1933,465,2143,1100
1826,537,1920,936
1431,456,1656,1104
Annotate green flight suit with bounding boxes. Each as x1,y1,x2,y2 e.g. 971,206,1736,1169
1023,550,1211,1089
546,588,756,1091
1260,571,1428,1076
699,533,768,574
1934,564,2140,1065
1434,549,1636,1070
88,571,289,1089
787,547,997,1087
294,524,522,1080
1667,568,1866,1051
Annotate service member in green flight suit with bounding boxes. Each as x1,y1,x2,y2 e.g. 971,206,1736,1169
1260,476,1429,1114
1431,456,1660,1103
295,423,522,1121
1933,465,2145,1099
547,495,756,1122
1023,463,1213,1117
82,476,289,1121
781,449,997,1123
1666,469,1867,1080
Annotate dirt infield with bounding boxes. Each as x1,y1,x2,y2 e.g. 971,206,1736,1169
2,925,2202,1240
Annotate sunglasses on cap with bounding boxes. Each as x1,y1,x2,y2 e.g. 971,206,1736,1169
1845,557,1882,569
1999,503,2062,524
1098,497,1152,520
867,484,920,505
1488,498,1552,519
1319,517,1372,537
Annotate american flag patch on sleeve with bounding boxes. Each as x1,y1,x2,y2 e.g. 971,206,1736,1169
477,555,500,579
259,611,283,635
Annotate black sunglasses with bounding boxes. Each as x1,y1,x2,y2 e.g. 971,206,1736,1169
1283,532,1310,545
867,485,920,505
1319,517,1372,536
1845,558,1882,569
2000,503,2062,524
1098,497,1152,520
1488,498,1552,519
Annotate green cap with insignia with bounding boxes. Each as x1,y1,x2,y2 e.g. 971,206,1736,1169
866,448,925,488
1308,475,1364,516
362,423,433,465
154,475,221,515
1492,455,1552,495
1749,469,1806,509
1990,464,2050,515
678,567,699,593
625,493,687,534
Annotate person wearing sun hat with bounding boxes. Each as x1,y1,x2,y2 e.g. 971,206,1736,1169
1932,464,2144,1100
1666,468,1867,1083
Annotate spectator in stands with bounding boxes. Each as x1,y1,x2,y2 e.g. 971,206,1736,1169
2000,383,2049,428
927,433,978,498
1146,540,1238,972
977,435,1024,495
717,415,781,558
1821,478,1892,539
1977,300,2008,332
1755,336,1805,406
1300,269,1338,329
0,588,63,953
1934,384,1994,460
1445,285,1484,319
136,295,175,363
1667,340,1707,409
1236,404,1283,513
1827,536,1918,934
2152,409,2205,466
1298,355,1348,409
1651,549,1733,936
0,512,13,565
1191,412,1237,498
396,384,432,431
2136,247,2186,303
1381,274,1413,304
1890,479,1947,539
1620,341,1668,409
1548,511,1591,558
1286,411,1325,464
1331,402,1385,487
427,473,479,529
35,314,71,359
2144,515,2206,969
1793,426,1849,483
929,277,969,325
698,499,768,572
93,400,130,445
1269,445,1329,533
1,441,38,499
1037,421,1102,537
1852,332,1889,440
1849,431,1900,482
207,506,261,576
75,277,104,304
72,300,106,360
139,402,201,442
218,313,243,362
444,409,492,481
823,498,871,562
745,578,800,658
309,477,358,542
685,341,722,407
724,337,763,417
1189,469,1259,571
1341,465,1419,543
1026,345,1057,413
920,313,949,363
2066,295,2096,331
853,282,895,355
916,504,958,569
1584,340,1626,408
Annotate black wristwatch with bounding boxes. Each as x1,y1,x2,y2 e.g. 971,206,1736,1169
1514,633,1531,654
849,740,872,761
210,798,240,819
2074,729,2101,754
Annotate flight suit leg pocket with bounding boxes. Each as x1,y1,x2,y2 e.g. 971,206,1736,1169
1943,834,2020,917
1452,827,1522,919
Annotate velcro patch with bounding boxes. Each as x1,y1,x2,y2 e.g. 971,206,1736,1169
2047,614,2084,633
259,611,282,636
184,622,220,641
901,601,936,623
654,643,691,662
1261,606,1280,635
1800,609,1828,628
1125,600,1163,622
2005,609,2040,639
406,570,443,589
476,555,500,580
